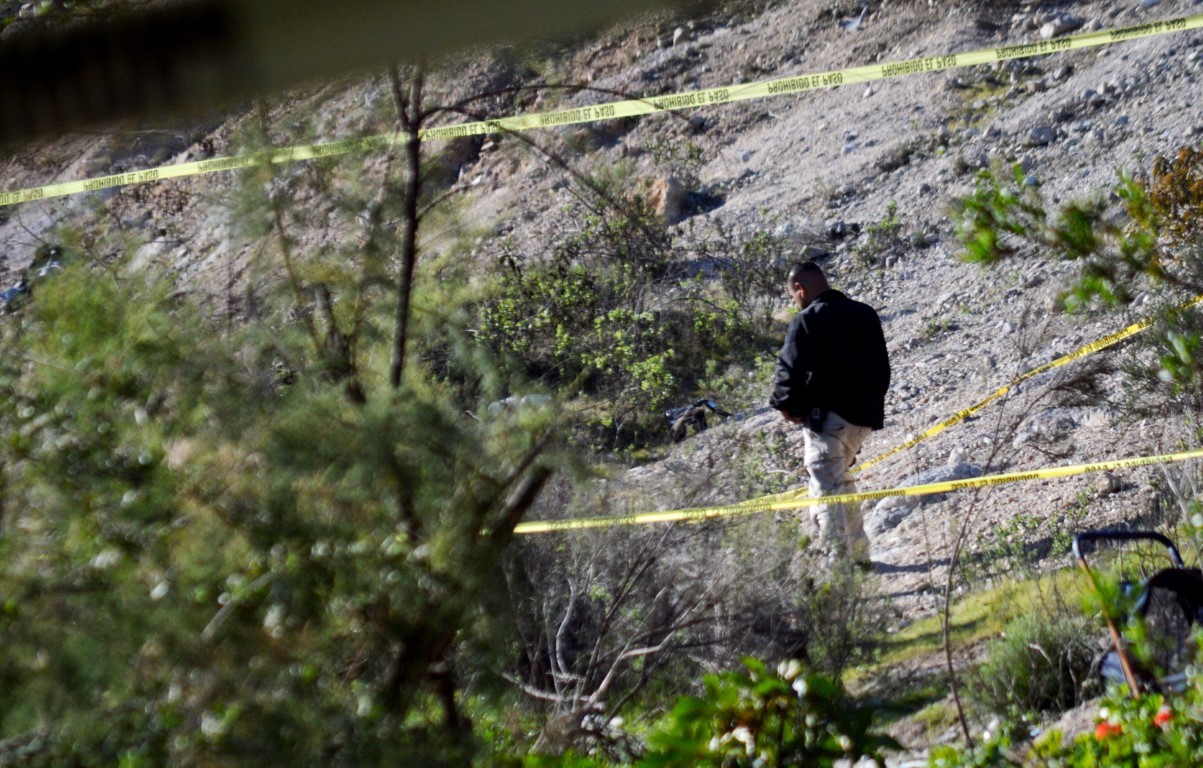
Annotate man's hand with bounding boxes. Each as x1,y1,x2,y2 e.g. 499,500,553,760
778,409,804,425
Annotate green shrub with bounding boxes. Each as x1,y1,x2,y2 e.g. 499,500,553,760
477,192,779,448
1149,146,1203,248
968,613,1098,719
638,657,898,768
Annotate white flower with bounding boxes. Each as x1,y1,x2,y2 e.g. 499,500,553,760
777,659,802,680
357,694,375,717
201,713,226,738
90,548,122,570
263,604,286,634
730,726,755,755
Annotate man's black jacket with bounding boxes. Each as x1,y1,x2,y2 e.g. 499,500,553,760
769,289,890,430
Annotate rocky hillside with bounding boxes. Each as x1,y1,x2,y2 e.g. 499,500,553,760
2,0,1202,618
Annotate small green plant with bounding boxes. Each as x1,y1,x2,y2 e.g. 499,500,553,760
854,201,906,269
932,674,1203,766
1051,492,1093,558
920,316,956,341
973,512,1045,579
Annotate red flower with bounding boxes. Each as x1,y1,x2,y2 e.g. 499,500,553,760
1095,721,1123,740
1153,707,1173,728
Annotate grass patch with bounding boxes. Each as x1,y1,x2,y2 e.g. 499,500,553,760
848,568,1095,727
875,568,1090,670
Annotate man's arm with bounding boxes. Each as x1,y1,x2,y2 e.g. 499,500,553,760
768,315,811,419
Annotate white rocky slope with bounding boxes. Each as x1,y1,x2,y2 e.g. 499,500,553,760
2,0,1202,622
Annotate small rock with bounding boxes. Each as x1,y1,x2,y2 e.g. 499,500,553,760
1026,125,1056,146
646,176,689,224
672,26,688,46
1139,0,1160,8
1040,14,1084,39
1013,408,1078,447
1094,472,1123,495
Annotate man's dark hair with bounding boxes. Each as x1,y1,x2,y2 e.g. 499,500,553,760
788,261,824,284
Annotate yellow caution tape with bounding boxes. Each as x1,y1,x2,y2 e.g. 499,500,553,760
849,294,1203,476
3,13,1202,208
514,446,1203,534
0,135,391,208
739,295,1203,514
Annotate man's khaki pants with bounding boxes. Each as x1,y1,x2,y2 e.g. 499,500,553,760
803,410,872,561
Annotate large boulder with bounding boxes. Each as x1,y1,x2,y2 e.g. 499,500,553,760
865,461,983,537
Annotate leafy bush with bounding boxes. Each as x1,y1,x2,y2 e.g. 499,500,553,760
477,188,781,448
638,657,898,768
1149,146,1203,248
968,613,1099,719
931,670,1203,767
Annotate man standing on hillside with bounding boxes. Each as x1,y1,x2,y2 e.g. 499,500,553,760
769,261,890,568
